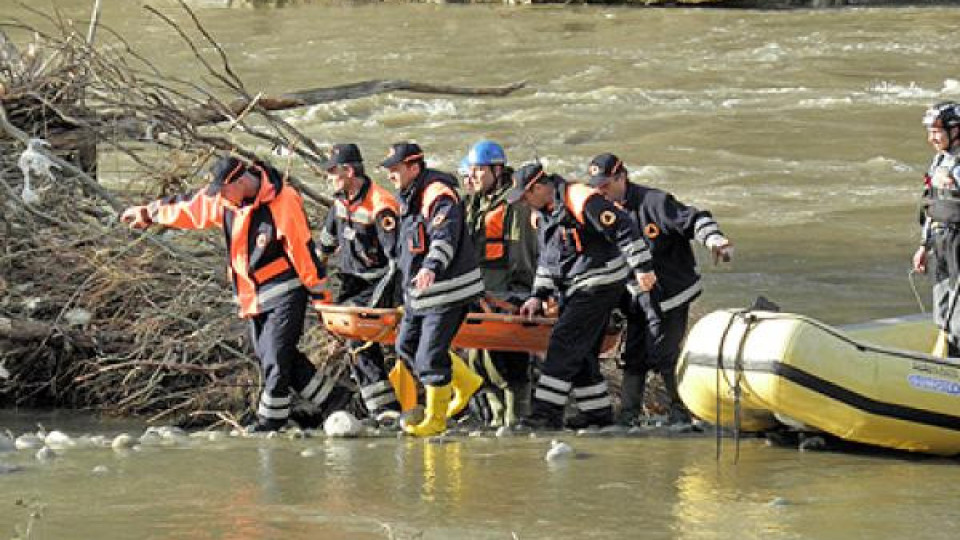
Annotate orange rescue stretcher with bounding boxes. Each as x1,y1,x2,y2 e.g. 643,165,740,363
315,304,621,355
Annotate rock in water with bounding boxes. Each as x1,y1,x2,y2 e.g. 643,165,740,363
324,411,362,438
15,434,43,450
44,430,74,450
111,433,135,450
545,439,575,461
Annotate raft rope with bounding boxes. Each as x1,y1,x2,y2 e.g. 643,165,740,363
752,311,960,366
714,308,747,462
731,313,756,465
908,269,927,314
715,311,735,460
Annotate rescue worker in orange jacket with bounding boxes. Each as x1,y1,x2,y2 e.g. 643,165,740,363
587,153,733,426
462,140,538,427
508,162,657,430
316,144,402,421
120,156,346,432
382,142,485,437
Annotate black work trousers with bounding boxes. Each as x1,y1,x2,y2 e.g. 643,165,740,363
530,283,622,422
249,287,328,422
395,305,468,387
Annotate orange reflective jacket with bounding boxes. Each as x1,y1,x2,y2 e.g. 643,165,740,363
148,163,326,318
483,203,507,261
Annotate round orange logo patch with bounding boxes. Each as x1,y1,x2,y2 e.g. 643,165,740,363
599,210,617,226
381,215,396,231
256,233,268,248
644,223,661,239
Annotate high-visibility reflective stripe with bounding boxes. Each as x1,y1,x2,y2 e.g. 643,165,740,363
426,241,454,267
536,266,561,279
256,278,304,306
409,279,484,311
661,280,703,312
571,382,608,397
306,375,338,407
368,261,397,307
360,380,393,398
534,387,568,406
259,393,291,407
350,208,373,224
627,253,649,269
409,268,484,298
567,262,630,296
694,215,716,233
576,396,613,411
258,403,289,419
258,391,290,419
433,240,455,260
538,374,572,393
533,276,557,291
365,392,398,411
299,372,325,403
694,216,720,243
351,267,389,281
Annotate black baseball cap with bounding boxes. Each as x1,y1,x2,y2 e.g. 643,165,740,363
380,142,424,168
505,162,547,204
206,155,248,196
587,153,625,187
318,143,363,170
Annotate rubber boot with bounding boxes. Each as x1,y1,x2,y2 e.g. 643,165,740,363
447,351,484,417
404,384,453,437
485,389,505,428
660,369,693,426
618,372,647,426
504,380,532,427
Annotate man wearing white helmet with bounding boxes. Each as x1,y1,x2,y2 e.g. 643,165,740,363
915,102,960,357
462,140,538,427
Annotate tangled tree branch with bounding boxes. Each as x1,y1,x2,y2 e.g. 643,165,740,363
0,1,522,426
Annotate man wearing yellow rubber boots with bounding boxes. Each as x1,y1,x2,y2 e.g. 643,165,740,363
382,142,485,437
462,140,538,427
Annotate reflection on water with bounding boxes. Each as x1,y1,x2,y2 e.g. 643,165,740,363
1,417,960,539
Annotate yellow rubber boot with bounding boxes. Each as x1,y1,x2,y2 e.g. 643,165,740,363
447,351,484,417
405,384,453,437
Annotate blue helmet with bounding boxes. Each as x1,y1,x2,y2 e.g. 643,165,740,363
466,140,506,167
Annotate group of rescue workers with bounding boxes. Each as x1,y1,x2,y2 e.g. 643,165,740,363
120,138,735,436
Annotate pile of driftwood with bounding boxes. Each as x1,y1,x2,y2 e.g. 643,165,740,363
0,1,522,426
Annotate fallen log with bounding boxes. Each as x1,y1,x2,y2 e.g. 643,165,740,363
184,79,527,127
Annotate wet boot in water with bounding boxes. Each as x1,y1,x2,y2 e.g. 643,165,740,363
565,409,614,430
404,384,453,437
484,389,505,428
447,352,484,417
245,417,287,434
616,371,647,426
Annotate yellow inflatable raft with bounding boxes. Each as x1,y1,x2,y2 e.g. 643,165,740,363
678,310,960,456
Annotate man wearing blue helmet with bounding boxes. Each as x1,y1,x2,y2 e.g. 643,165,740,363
462,140,538,427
